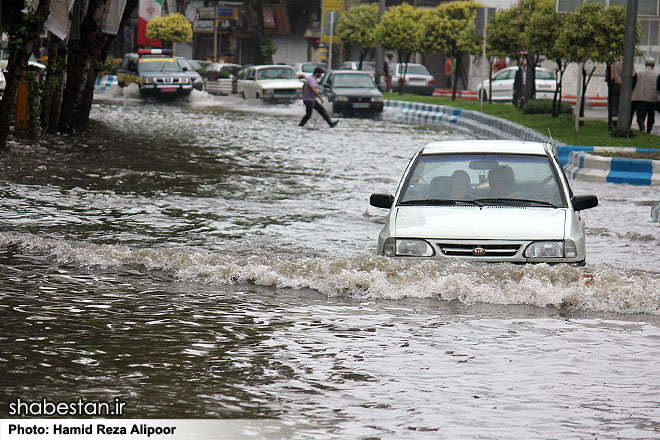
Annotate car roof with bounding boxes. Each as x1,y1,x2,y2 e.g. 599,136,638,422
252,64,295,69
421,140,551,155
331,70,371,74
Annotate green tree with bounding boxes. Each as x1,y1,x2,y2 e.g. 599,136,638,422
417,9,451,58
146,13,192,43
336,3,379,69
526,0,566,116
437,0,481,100
556,2,630,121
375,3,422,93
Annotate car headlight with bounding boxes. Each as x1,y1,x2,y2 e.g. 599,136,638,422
371,97,383,102
182,77,190,84
144,78,155,84
263,89,273,95
383,238,435,257
335,96,349,102
523,240,576,258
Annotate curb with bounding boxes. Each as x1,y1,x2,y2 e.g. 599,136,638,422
385,100,557,146
653,199,660,222
94,75,117,92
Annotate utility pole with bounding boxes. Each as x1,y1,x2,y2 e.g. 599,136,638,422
213,3,218,62
614,0,638,137
375,0,386,88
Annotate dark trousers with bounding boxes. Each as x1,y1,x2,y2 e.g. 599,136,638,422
299,100,333,127
610,83,620,117
633,101,656,133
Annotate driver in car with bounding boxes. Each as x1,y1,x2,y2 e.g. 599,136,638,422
488,165,515,197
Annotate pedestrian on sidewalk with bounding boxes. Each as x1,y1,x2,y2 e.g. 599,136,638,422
445,55,453,89
384,53,393,92
631,57,659,133
299,67,338,128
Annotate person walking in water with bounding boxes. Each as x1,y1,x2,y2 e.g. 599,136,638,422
299,67,338,128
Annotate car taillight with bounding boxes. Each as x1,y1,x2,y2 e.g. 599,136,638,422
298,74,305,79
429,79,435,85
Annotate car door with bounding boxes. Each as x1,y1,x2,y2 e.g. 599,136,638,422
243,68,256,98
491,69,515,100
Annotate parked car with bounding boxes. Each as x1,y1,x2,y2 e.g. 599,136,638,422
318,70,383,115
117,49,193,98
290,62,328,80
202,63,242,95
477,66,557,102
370,140,598,264
238,65,303,101
188,59,212,75
390,62,436,95
337,61,377,80
175,56,203,90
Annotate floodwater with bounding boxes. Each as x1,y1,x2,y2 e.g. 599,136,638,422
1,88,659,438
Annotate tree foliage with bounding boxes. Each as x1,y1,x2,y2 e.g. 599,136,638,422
375,3,422,55
146,13,192,43
417,8,451,55
336,3,379,51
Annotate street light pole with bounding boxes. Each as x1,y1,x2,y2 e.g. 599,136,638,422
213,3,218,62
375,0,386,88
614,0,638,137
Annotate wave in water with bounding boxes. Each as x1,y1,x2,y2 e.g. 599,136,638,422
2,232,659,316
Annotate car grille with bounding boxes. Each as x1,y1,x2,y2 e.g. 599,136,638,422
152,77,184,84
436,242,521,257
274,89,298,95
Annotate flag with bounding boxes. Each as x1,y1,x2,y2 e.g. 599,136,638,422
138,0,162,47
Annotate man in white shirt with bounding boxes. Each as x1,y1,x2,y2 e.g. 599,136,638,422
299,67,338,128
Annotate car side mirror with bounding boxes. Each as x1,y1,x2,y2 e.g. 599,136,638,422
370,193,394,209
572,194,598,211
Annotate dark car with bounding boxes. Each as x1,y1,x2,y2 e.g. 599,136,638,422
319,70,384,115
175,57,203,90
117,49,193,98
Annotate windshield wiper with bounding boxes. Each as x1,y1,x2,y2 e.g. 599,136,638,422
399,199,483,206
475,198,558,208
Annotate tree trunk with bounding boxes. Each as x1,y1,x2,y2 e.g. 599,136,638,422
451,54,462,101
48,40,70,134
59,0,138,132
0,0,53,149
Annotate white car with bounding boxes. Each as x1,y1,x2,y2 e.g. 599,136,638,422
477,66,557,101
370,140,598,265
390,62,436,95
238,65,303,101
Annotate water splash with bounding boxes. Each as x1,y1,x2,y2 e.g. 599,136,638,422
3,232,659,316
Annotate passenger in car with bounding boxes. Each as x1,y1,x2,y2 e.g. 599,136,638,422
488,165,515,197
449,170,471,199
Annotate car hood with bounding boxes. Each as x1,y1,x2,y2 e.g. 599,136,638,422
332,87,381,97
257,79,302,88
393,206,566,240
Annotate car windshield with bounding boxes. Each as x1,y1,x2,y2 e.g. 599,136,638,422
333,73,375,88
536,69,556,80
257,67,297,80
400,64,430,75
398,153,567,207
139,60,182,73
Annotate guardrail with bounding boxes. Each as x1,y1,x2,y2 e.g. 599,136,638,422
94,75,117,92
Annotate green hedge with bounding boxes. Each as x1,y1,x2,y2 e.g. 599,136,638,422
521,99,572,115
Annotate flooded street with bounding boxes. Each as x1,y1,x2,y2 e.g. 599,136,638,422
1,91,660,438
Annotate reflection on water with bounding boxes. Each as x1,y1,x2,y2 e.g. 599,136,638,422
1,95,660,437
